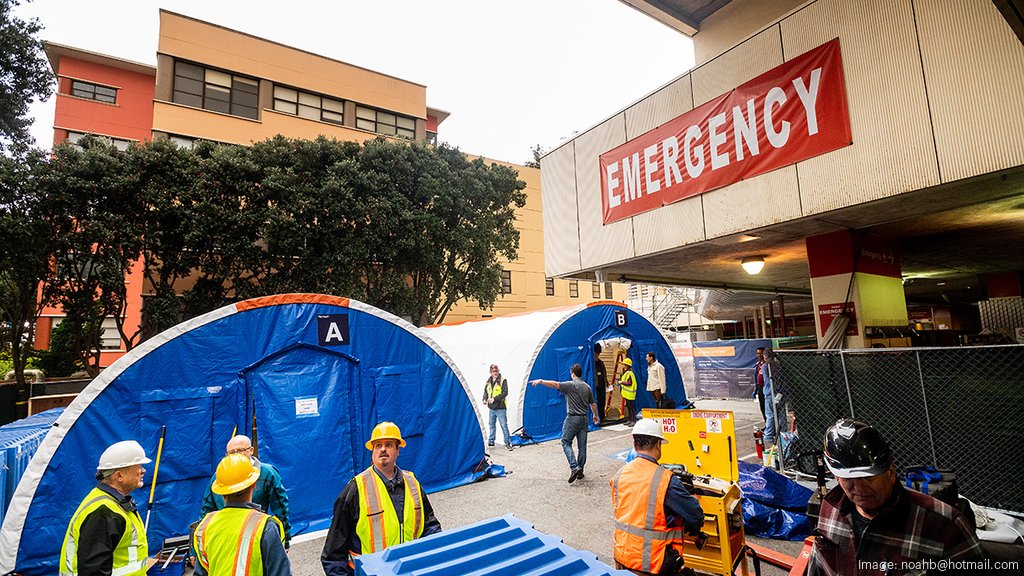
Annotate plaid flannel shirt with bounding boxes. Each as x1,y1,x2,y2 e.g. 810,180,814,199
806,483,984,576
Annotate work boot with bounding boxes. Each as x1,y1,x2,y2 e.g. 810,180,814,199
577,468,585,480
568,468,581,483
506,444,513,452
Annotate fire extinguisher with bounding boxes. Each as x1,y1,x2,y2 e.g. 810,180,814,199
753,428,765,460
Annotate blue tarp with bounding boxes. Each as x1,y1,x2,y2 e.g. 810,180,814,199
738,461,813,540
356,514,633,576
3,295,484,575
0,408,64,527
523,305,687,443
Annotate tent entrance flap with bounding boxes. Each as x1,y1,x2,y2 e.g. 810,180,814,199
245,343,359,535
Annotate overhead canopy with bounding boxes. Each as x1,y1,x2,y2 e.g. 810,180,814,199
0,294,484,575
425,302,687,444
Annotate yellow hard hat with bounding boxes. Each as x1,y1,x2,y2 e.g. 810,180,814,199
622,357,633,367
365,421,406,450
211,453,260,495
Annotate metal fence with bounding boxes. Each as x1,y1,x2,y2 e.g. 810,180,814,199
771,345,1024,513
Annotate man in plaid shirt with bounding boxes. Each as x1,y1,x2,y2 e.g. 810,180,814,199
806,419,983,576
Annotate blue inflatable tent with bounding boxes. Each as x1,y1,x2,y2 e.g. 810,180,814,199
425,302,687,444
0,294,485,575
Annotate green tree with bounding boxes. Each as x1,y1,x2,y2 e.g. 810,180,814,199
0,148,54,386
0,0,53,153
524,144,544,168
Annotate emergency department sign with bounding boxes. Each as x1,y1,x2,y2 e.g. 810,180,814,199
317,314,350,346
600,38,851,224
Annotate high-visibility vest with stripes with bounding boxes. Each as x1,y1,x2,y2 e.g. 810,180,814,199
610,457,683,573
193,507,284,576
620,371,637,400
486,379,503,399
60,487,148,576
352,467,425,556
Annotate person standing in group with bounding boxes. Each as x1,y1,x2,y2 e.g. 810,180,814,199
611,419,704,574
594,343,610,419
619,358,638,425
192,453,290,576
483,364,513,451
530,363,600,483
753,347,768,421
200,435,291,549
60,440,152,576
321,422,441,576
645,352,666,408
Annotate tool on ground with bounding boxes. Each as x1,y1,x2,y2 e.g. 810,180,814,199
144,425,166,531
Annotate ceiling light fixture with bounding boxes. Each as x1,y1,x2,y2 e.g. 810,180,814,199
741,256,766,275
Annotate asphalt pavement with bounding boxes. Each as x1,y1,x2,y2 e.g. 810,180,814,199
287,398,806,575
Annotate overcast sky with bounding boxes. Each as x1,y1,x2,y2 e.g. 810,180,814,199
17,0,694,164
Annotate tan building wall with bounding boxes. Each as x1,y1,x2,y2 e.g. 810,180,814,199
541,0,1024,279
445,159,629,323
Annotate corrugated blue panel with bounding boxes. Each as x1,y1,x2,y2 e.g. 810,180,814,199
356,515,632,576
0,408,63,526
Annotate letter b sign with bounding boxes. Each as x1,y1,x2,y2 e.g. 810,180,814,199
614,310,628,328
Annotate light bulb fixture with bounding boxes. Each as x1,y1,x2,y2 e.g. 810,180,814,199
740,256,765,275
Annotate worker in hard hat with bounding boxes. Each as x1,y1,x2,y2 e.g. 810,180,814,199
611,419,704,575
806,418,983,576
200,435,291,549
193,453,290,576
59,440,152,576
320,422,441,576
618,357,638,425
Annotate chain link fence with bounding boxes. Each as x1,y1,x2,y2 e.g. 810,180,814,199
770,345,1024,513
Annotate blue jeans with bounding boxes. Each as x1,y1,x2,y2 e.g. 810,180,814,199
561,414,589,471
488,408,511,445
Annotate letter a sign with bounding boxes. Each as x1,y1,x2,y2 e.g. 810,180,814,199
317,314,350,346
614,310,628,328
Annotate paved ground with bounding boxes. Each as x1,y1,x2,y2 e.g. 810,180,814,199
288,398,806,575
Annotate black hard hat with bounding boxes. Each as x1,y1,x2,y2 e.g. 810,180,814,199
823,418,893,479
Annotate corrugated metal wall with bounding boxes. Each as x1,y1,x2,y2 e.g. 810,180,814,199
914,0,1024,181
540,0,1024,278
541,143,582,276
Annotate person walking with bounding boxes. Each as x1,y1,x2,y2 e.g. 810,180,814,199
753,347,768,422
60,440,152,576
619,358,638,424
611,419,704,574
645,352,666,407
483,364,513,451
321,422,441,576
530,363,600,483
200,435,291,549
193,454,290,576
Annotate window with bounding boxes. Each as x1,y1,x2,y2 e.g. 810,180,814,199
70,80,117,104
593,282,601,298
99,318,123,350
273,86,345,125
545,278,554,296
356,105,416,138
173,61,259,120
604,282,613,299
66,131,133,151
168,135,195,148
501,270,512,294
569,281,579,298
426,131,438,145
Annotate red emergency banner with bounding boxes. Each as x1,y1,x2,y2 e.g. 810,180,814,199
600,38,851,224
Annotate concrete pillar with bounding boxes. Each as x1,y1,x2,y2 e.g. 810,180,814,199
806,230,908,348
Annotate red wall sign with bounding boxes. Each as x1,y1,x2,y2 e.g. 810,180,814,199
600,38,851,224
818,302,858,336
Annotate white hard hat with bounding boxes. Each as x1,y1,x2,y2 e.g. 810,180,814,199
632,419,668,443
97,440,152,471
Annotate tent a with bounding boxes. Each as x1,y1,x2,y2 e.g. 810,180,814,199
424,302,687,445
0,294,484,575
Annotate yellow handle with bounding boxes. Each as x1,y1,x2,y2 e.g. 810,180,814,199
149,434,165,503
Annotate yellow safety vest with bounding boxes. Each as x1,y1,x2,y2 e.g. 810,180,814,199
620,370,637,400
60,487,148,576
352,467,425,557
193,507,284,576
486,378,503,399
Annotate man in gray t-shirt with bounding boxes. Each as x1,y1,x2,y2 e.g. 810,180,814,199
530,363,599,483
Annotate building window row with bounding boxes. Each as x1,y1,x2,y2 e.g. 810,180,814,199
70,80,117,104
356,105,415,139
501,270,512,294
593,282,601,299
172,61,259,120
273,86,344,125
66,131,133,151
545,278,554,296
569,281,578,298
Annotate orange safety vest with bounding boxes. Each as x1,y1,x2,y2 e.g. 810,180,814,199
610,456,683,573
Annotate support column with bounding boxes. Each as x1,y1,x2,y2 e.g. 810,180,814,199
806,230,908,349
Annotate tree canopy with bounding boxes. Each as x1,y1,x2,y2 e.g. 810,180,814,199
0,0,53,153
0,134,527,382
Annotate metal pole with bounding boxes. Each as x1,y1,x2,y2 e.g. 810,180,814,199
768,300,776,338
840,351,855,417
915,350,939,466
779,295,787,336
742,316,749,339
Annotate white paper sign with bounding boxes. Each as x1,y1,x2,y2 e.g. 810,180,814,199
295,397,319,417
706,419,723,434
